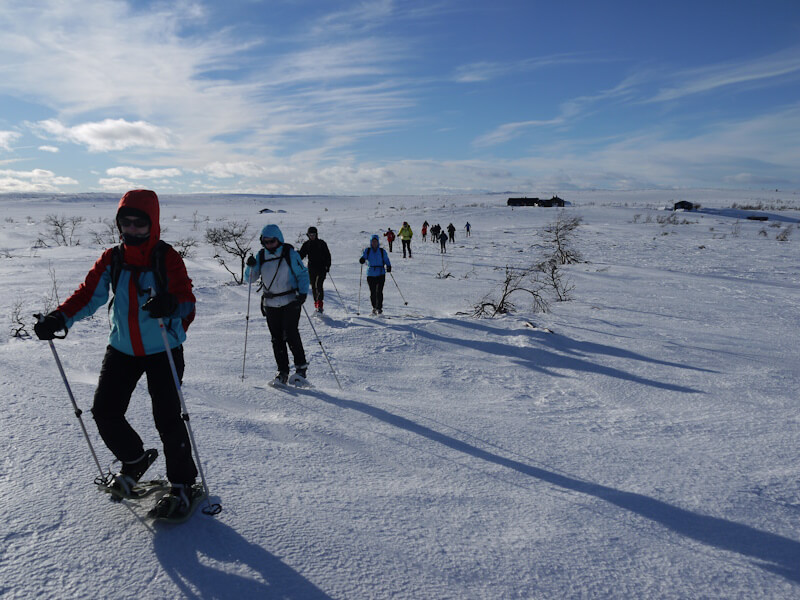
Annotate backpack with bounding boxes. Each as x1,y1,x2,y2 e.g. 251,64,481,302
256,243,297,297
109,240,171,299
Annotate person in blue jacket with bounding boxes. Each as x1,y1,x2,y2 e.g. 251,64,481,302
359,234,391,315
33,189,198,519
245,224,311,386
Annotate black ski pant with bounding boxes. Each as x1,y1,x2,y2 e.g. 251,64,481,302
401,239,412,258
449,232,455,242
440,240,447,253
265,302,307,373
309,268,326,304
367,275,385,310
91,345,197,485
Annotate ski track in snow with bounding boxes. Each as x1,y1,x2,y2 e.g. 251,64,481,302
1,189,800,598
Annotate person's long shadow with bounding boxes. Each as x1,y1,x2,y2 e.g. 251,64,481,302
152,514,332,599
380,318,703,394
311,390,800,584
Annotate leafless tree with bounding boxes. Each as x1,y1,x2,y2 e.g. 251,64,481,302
44,214,84,246
173,237,199,258
43,263,60,313
90,218,120,246
541,212,582,265
205,221,254,284
10,299,31,338
538,258,574,301
473,266,549,317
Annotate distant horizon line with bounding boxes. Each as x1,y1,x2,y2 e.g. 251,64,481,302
0,187,798,199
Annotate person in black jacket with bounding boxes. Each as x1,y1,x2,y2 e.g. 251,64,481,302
298,226,332,313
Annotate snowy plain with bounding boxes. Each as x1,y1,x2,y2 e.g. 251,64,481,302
0,189,799,599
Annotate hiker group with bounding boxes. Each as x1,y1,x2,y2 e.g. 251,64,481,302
33,189,474,520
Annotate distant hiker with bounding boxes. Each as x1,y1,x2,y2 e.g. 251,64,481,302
465,222,471,237
359,234,391,315
245,224,310,387
398,221,413,258
384,228,396,252
421,222,428,242
438,230,448,253
34,189,199,520
431,224,441,243
298,226,331,313
447,223,456,243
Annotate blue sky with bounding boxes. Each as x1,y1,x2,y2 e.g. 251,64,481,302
1,0,799,195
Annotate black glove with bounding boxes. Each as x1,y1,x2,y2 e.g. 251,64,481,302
246,255,257,267
386,265,391,273
142,294,178,318
295,294,307,306
359,257,366,264
34,311,66,340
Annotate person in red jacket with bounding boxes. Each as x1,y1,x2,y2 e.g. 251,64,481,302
34,190,198,519
383,228,396,252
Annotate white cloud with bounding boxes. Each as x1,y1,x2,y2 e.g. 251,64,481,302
453,54,591,83
98,177,136,191
32,119,172,152
38,145,59,153
106,166,182,179
647,47,800,103
0,168,78,192
472,118,563,148
0,131,22,151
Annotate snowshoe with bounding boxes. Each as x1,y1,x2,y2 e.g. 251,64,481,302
147,483,206,523
102,448,159,499
99,478,170,501
289,370,311,387
269,371,289,387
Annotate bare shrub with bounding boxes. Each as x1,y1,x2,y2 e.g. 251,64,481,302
10,299,31,338
542,212,582,265
174,237,199,258
90,218,119,246
43,263,60,313
205,221,254,284
43,214,84,246
473,266,549,317
776,225,793,242
538,258,574,301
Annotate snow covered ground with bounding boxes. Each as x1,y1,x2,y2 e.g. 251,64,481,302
1,188,799,598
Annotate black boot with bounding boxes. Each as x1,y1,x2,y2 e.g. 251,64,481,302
110,448,158,496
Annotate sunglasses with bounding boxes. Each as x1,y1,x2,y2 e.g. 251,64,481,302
261,237,279,245
119,216,149,228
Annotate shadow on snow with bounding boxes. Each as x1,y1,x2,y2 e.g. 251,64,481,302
152,515,331,599
381,316,705,394
310,389,800,585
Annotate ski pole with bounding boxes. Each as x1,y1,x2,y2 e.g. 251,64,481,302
241,276,253,380
302,304,343,390
327,271,349,315
357,263,363,315
155,313,222,516
35,314,105,479
389,272,408,305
